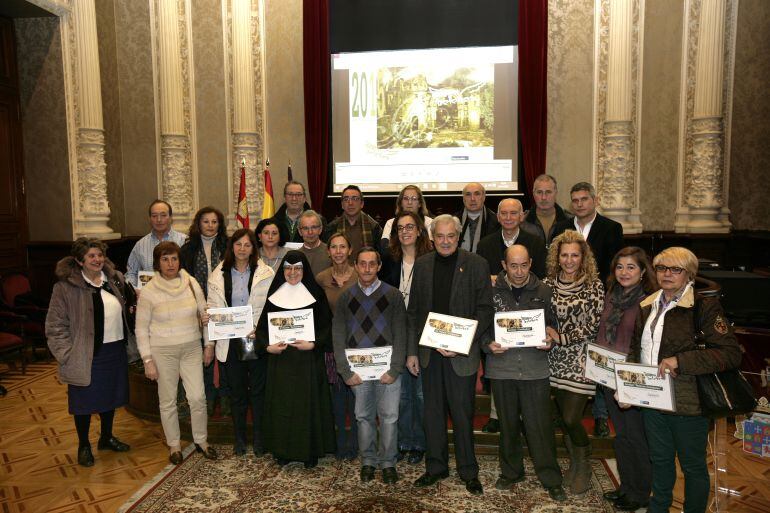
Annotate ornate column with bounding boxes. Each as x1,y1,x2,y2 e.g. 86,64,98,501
69,0,119,239
154,0,196,232
675,0,735,233
225,0,267,229
594,0,643,233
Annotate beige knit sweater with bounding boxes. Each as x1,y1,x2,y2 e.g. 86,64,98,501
135,269,210,359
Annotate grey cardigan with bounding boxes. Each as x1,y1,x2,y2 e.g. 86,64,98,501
332,282,407,380
406,249,494,377
482,272,557,380
46,257,133,386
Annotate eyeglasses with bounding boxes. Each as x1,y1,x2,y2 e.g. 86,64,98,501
300,225,321,232
402,196,420,203
283,263,303,271
285,192,305,198
654,265,685,275
342,196,361,203
396,224,417,233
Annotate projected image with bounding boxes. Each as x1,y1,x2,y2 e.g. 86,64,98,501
332,46,517,193
376,66,494,150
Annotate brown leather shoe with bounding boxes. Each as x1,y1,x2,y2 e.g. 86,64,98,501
169,451,183,465
195,443,217,460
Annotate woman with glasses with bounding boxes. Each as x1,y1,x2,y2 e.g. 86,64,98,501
255,250,336,468
315,232,359,460
544,230,604,494
596,247,657,511
380,211,433,464
381,185,433,246
256,217,289,273
628,247,741,513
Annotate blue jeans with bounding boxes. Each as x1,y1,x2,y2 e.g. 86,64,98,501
352,375,401,468
397,371,426,451
643,409,710,513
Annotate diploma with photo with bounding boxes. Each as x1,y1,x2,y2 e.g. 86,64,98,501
614,362,676,412
345,346,392,381
136,271,154,289
267,308,315,345
584,343,627,390
419,313,478,356
206,305,254,341
494,309,547,348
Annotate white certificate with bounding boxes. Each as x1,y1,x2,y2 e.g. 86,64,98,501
267,308,315,344
418,313,478,356
614,362,676,412
494,309,547,348
136,271,154,289
206,305,254,341
345,346,392,381
584,343,627,390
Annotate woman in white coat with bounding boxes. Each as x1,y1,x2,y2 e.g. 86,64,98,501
207,228,275,456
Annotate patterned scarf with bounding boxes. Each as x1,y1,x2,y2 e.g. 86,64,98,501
605,283,645,345
554,274,587,297
338,212,374,247
192,241,221,297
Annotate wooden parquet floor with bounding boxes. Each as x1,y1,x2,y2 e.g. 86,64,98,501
1,362,768,512
0,362,169,513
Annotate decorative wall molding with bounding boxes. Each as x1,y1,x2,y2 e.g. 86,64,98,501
223,0,267,230
674,0,736,233
63,0,120,239
151,0,198,232
593,0,644,234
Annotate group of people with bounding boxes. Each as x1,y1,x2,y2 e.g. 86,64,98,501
45,175,742,513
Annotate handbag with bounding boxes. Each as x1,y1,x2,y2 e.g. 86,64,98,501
692,298,757,418
232,337,258,361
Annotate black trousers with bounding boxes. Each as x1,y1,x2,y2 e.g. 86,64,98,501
423,353,478,481
222,348,267,449
492,377,562,488
604,386,651,503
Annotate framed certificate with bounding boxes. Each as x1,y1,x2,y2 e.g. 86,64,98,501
418,313,478,356
494,309,547,348
267,308,315,344
584,343,627,390
136,271,154,289
206,305,254,341
345,346,392,381
614,362,676,412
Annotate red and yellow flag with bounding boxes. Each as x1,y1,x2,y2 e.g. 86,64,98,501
236,158,249,228
262,164,275,219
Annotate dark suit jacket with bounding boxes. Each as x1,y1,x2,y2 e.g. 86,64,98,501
406,249,494,376
452,207,500,253
552,212,624,282
476,228,547,279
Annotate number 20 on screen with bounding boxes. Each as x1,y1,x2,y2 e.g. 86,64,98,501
351,71,376,118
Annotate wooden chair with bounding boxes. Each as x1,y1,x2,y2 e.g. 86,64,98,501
0,311,30,375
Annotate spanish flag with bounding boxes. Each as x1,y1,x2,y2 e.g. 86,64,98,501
262,164,275,219
236,158,249,228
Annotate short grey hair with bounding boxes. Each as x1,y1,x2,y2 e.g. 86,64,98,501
570,182,597,199
430,214,462,236
299,209,322,226
533,174,557,189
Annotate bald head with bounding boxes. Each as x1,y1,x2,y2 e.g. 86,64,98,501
503,244,532,287
462,182,486,213
497,198,523,236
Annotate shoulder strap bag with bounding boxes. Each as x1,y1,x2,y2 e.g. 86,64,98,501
693,297,757,418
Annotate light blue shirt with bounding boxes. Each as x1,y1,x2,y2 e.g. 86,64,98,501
126,229,187,286
231,266,251,307
358,278,382,297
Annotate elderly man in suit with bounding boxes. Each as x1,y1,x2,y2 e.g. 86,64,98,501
406,214,494,495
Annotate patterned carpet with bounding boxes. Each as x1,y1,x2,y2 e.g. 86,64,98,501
118,450,618,513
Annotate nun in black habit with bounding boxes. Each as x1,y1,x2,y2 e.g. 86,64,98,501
255,250,336,467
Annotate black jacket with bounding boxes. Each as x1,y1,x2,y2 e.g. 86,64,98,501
476,228,547,279
522,203,571,246
552,212,624,282
452,207,501,253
